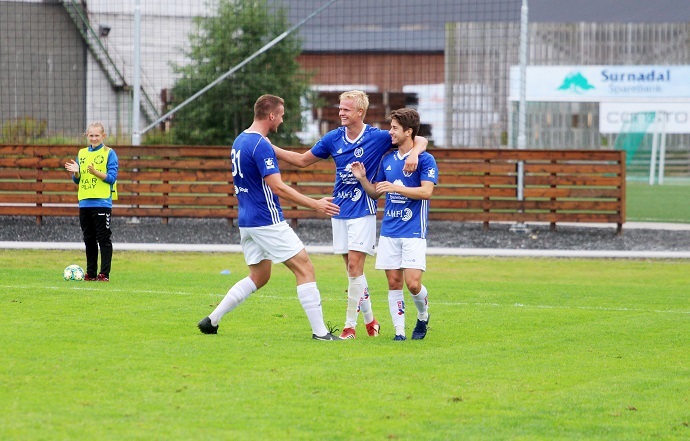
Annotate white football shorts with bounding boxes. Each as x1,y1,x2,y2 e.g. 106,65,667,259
375,236,427,271
239,221,305,265
331,215,377,255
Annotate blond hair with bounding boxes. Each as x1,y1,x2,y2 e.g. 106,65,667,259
84,122,106,136
339,90,369,118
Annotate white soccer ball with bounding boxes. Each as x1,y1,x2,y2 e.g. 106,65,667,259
63,264,85,281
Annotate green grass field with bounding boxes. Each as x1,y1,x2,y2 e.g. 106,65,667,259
626,181,690,223
1,249,689,440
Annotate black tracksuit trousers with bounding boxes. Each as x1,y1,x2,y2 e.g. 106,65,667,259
79,207,113,278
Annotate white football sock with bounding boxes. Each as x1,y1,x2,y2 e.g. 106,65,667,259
209,277,257,326
345,275,365,328
357,275,375,325
411,284,429,321
388,290,405,336
297,282,328,336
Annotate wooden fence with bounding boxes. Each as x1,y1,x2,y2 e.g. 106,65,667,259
0,145,626,233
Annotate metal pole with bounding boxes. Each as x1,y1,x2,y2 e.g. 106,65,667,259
130,0,141,224
649,122,658,185
658,113,667,185
517,0,528,153
139,0,339,135
131,0,141,146
507,101,514,149
511,0,530,233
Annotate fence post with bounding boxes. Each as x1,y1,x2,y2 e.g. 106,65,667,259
35,148,43,225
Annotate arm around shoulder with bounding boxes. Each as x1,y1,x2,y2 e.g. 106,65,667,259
412,136,428,154
403,136,428,172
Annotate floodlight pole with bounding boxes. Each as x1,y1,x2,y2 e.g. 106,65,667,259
511,0,530,233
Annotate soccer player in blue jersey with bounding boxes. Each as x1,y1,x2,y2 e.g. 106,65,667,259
197,94,341,340
273,90,427,339
351,108,438,340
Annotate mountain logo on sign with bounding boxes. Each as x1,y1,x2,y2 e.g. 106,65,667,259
557,72,595,94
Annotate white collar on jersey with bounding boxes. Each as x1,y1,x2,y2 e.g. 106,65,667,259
242,130,269,141
345,124,368,144
396,149,412,161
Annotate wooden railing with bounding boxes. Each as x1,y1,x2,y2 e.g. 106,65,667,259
0,145,626,233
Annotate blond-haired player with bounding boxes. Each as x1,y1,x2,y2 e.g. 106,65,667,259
273,91,427,339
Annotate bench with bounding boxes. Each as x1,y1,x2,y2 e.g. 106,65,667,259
0,145,626,233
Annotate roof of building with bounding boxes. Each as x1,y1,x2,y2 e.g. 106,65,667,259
270,0,690,52
529,0,690,23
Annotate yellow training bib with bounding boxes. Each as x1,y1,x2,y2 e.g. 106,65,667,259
77,146,118,201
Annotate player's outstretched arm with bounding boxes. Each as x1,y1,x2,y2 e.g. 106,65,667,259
351,162,382,199
272,144,321,168
264,173,340,216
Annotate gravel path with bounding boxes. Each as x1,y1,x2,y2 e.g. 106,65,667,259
1,216,689,252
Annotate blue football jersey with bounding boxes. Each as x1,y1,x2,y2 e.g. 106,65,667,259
231,131,284,227
375,151,438,239
311,125,393,219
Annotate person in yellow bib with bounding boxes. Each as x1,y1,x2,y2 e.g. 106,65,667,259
64,122,119,282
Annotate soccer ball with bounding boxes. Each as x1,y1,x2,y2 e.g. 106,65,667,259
63,264,85,281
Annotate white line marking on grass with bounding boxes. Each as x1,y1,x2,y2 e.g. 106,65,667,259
4,284,201,296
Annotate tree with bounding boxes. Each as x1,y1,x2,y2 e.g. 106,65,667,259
169,0,311,146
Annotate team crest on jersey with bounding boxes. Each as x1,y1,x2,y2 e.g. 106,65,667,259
94,155,105,164
264,157,275,169
354,147,364,158
403,170,413,178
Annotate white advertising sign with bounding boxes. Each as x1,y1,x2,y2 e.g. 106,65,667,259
510,65,690,102
599,102,690,134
